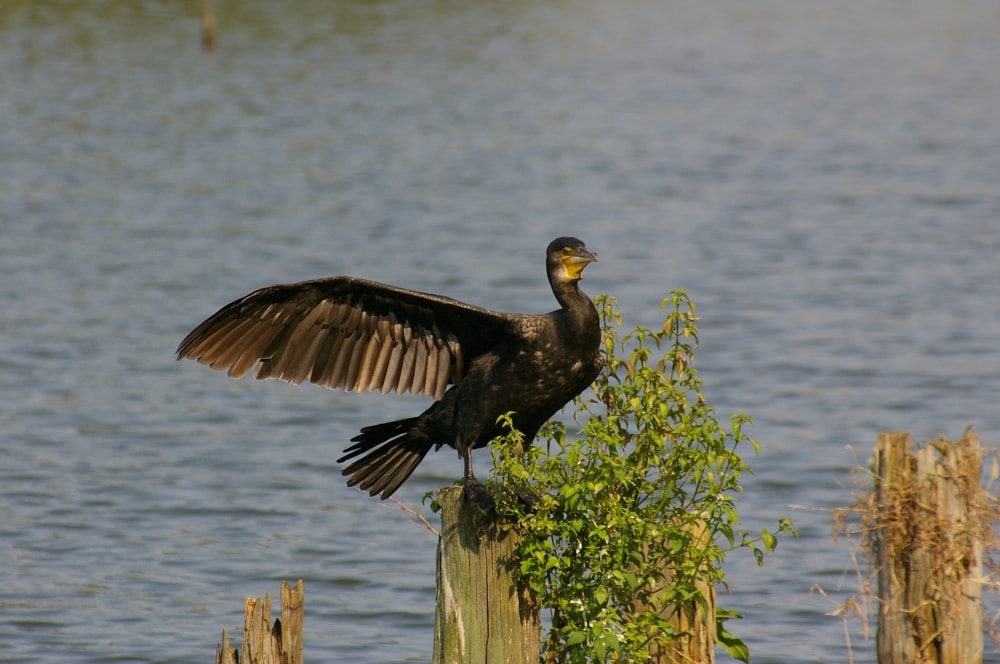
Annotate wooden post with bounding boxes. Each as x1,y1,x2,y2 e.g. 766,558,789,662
433,486,540,664
201,0,216,51
216,628,237,664
215,580,304,664
872,431,984,664
641,522,716,664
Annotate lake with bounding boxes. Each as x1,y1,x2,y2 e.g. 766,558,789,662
1,1,999,662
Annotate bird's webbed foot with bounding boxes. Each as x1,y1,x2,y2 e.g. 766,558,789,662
513,485,539,510
458,445,495,513
462,477,496,514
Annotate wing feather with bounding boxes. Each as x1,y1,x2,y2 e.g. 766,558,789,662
177,276,513,398
422,340,439,398
343,331,366,391
326,332,354,389
229,321,286,378
260,303,333,384
369,323,396,394
411,337,429,394
196,318,261,371
356,323,384,393
308,325,341,385
383,338,405,394
434,337,452,400
394,325,416,394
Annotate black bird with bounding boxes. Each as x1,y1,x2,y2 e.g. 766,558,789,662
176,237,602,506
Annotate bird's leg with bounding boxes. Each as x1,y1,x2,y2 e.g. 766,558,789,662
459,445,494,513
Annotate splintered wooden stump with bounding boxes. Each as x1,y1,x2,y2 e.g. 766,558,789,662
433,486,540,664
873,431,984,664
216,580,304,664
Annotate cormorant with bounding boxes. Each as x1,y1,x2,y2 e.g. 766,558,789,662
176,237,602,507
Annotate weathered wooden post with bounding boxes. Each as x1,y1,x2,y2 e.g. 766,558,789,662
433,486,540,664
872,431,984,664
201,0,216,51
641,522,717,664
216,580,304,664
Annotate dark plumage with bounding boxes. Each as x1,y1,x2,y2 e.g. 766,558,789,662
176,237,602,505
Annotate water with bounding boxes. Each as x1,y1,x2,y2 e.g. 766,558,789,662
2,1,999,661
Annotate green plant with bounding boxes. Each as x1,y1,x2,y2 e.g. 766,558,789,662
490,291,794,662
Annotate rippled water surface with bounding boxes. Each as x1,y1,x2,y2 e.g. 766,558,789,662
2,2,999,662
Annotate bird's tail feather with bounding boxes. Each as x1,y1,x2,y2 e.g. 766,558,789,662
337,417,431,499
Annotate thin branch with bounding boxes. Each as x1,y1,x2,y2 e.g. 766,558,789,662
387,497,439,537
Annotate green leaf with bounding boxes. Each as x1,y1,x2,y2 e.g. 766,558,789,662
761,528,777,554
717,619,750,663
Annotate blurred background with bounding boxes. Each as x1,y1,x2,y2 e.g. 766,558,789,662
1,1,998,662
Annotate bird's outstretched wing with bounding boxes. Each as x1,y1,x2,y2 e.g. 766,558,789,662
176,277,512,400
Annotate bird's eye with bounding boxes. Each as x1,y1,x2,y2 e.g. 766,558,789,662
563,246,573,254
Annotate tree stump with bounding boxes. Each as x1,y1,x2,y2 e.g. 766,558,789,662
216,580,304,664
433,486,540,664
872,431,984,664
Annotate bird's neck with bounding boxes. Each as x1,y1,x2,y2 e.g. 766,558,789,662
552,279,599,339
551,278,585,310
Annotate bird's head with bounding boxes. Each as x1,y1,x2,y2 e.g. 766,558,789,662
547,237,599,282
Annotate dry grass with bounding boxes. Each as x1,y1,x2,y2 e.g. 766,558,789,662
824,428,1000,659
